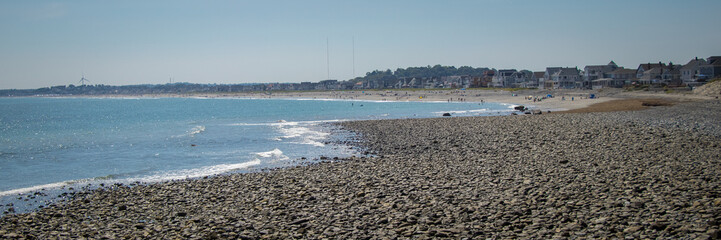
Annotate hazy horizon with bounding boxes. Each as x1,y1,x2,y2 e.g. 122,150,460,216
1,0,720,89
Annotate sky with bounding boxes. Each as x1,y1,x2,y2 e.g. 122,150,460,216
1,0,720,89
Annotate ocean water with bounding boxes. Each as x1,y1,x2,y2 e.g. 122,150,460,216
0,97,514,212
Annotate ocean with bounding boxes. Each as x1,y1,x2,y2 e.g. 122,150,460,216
0,97,514,213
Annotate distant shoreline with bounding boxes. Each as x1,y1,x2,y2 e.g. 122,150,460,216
13,87,713,113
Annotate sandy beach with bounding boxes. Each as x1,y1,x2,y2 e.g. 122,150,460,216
99,87,715,113
1,88,720,238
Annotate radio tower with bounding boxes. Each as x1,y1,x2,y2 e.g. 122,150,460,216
79,73,90,85
326,37,330,80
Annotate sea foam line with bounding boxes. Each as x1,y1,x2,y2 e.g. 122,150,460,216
255,148,283,158
228,119,348,127
126,160,261,183
0,160,261,197
171,125,206,138
432,109,491,115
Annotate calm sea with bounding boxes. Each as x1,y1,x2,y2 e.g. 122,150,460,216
0,97,514,212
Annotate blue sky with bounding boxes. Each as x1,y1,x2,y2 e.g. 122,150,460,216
1,0,720,89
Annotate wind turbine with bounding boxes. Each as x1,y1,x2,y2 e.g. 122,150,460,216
79,73,90,85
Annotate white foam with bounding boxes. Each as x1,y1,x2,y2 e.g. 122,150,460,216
256,148,283,158
0,160,262,197
278,126,311,139
433,109,491,115
228,119,348,127
279,126,330,140
172,125,206,138
229,121,299,127
0,181,76,197
128,160,262,182
189,125,206,136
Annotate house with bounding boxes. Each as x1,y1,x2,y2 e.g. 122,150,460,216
492,69,517,88
531,71,545,89
316,79,339,90
471,70,494,88
513,70,533,88
440,76,472,88
699,56,721,81
546,67,581,89
298,82,315,90
584,61,619,82
607,68,636,86
661,63,682,86
636,62,666,84
681,57,708,85
638,67,664,85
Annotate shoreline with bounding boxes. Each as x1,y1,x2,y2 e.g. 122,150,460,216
10,88,715,113
45,88,719,112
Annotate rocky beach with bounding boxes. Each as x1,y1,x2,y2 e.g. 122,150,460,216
2,96,721,239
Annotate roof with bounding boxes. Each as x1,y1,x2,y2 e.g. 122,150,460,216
558,67,580,76
608,68,637,74
707,56,721,65
709,57,721,66
638,63,666,71
545,67,562,73
683,58,707,69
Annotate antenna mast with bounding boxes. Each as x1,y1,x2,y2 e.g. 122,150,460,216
352,36,355,78
326,37,330,80
79,73,90,85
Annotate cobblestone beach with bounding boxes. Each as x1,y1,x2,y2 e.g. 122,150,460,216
1,100,721,239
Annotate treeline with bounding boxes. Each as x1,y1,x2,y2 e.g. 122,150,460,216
356,65,491,82
0,65,494,96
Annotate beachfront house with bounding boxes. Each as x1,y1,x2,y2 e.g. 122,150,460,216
607,68,636,86
316,79,339,90
584,61,619,86
531,71,545,89
699,56,721,81
471,70,494,88
661,63,682,86
492,69,517,88
514,70,533,88
636,62,666,85
440,76,472,89
545,67,581,89
681,57,707,86
543,67,561,89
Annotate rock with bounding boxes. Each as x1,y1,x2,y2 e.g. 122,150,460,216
442,113,451,117
650,222,669,231
624,226,643,233
290,218,311,225
4,232,20,238
593,217,608,225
